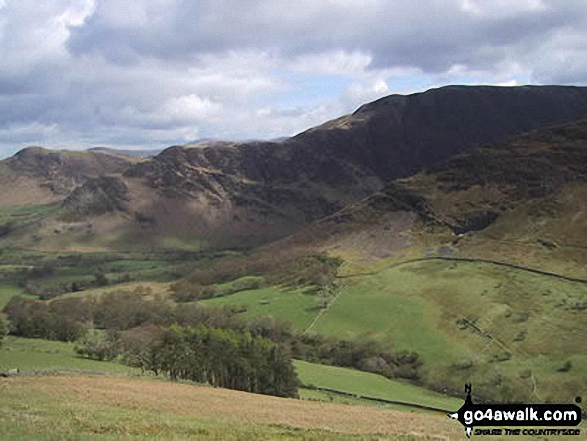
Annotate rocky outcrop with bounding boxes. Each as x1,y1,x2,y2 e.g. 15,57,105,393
63,175,129,215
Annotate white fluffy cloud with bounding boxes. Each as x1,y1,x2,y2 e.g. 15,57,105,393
0,0,586,157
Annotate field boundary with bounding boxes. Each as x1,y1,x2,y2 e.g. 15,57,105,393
337,256,587,284
310,387,453,414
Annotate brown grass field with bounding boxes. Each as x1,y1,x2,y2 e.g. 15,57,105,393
0,374,464,440
2,375,584,440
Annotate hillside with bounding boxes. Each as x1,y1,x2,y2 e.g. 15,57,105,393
0,147,135,207
1,86,587,438
0,337,467,439
121,85,587,248
190,119,587,405
0,374,463,440
287,119,587,277
3,85,587,250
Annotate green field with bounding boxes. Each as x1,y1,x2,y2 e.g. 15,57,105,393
0,203,59,229
0,249,205,310
4,254,586,405
294,360,462,411
0,337,461,414
202,286,320,330
0,349,582,441
202,259,587,403
3,249,586,421
0,283,24,310
0,337,137,374
0,337,466,440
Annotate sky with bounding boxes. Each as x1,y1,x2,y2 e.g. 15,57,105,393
0,0,586,158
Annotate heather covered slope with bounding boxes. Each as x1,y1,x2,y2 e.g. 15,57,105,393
287,118,587,278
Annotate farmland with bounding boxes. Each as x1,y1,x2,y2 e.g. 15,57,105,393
0,337,455,413
0,337,137,374
202,286,319,330
0,336,469,439
194,257,587,404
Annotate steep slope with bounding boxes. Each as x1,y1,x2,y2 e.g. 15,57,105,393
118,85,587,249
4,85,587,250
190,120,587,405
291,119,587,277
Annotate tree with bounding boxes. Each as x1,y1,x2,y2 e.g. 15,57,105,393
119,323,165,374
170,281,216,302
131,324,299,398
75,332,120,361
94,270,108,287
4,296,86,342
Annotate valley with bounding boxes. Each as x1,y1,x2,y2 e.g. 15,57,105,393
1,86,587,439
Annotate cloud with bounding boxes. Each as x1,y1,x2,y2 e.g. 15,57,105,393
0,0,586,157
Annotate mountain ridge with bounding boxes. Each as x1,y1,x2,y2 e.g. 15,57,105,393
281,118,587,278
3,85,587,250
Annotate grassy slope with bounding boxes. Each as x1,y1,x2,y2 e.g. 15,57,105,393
294,360,461,411
202,286,319,330
2,374,584,441
0,375,466,441
4,252,585,404
201,258,587,403
0,337,466,439
0,337,459,413
0,337,136,374
0,283,23,310
312,259,587,402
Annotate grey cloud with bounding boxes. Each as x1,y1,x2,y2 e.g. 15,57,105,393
66,0,585,74
1,0,587,158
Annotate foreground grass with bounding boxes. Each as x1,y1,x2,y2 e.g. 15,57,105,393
2,374,583,441
0,374,462,440
1,337,460,414
0,338,583,440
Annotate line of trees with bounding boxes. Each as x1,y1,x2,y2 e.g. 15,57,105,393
3,296,88,342
129,325,299,398
170,252,344,304
3,286,423,383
